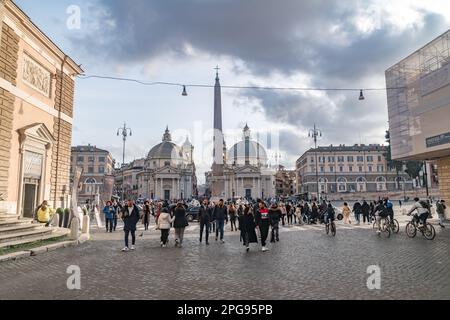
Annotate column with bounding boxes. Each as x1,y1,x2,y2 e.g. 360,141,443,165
160,178,163,199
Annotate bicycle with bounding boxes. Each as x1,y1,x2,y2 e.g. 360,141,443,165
325,218,336,236
406,214,436,240
373,216,399,234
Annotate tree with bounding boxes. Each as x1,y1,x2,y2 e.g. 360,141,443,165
404,161,423,180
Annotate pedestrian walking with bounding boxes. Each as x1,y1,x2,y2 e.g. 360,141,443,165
173,202,188,247
157,207,174,247
199,199,212,245
286,202,294,225
121,199,141,252
240,205,258,252
255,201,270,252
213,199,228,243
269,203,281,243
436,199,446,228
229,203,238,231
280,203,287,226
102,201,116,233
342,202,352,224
362,200,370,224
353,201,362,225
209,202,216,233
112,200,121,231
141,200,151,231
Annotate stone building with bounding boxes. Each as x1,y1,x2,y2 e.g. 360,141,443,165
275,165,297,197
114,127,198,201
296,144,413,199
70,145,114,205
386,30,450,217
0,0,82,217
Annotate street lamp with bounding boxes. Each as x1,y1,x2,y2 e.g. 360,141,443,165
117,122,132,202
308,124,322,201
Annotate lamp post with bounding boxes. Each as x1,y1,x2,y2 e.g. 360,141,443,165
308,124,322,201
117,123,132,202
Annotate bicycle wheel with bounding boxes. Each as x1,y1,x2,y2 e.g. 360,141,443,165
392,219,400,234
331,222,336,237
405,222,416,238
325,223,329,235
423,223,436,241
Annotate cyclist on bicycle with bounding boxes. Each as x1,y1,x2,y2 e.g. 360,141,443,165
407,197,430,228
325,203,335,225
375,200,388,234
384,197,394,222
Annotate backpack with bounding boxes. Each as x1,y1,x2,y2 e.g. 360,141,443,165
419,201,430,211
379,205,389,217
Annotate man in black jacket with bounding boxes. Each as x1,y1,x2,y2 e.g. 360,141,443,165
362,200,371,224
121,199,141,252
199,199,212,245
213,199,228,243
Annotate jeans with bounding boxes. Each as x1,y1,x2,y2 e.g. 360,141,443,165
209,220,216,233
438,214,445,225
281,215,286,226
105,218,114,232
259,219,270,247
287,215,293,225
354,213,360,223
271,222,279,242
200,221,210,243
113,216,118,231
362,213,370,223
230,218,237,231
215,220,225,240
160,229,169,245
293,215,297,224
174,228,186,245
124,230,136,248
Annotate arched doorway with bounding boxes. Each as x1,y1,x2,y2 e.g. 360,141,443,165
356,177,367,192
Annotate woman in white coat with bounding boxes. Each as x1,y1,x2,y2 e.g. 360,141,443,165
157,207,174,247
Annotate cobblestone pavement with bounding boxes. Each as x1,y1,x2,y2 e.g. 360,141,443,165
0,215,449,300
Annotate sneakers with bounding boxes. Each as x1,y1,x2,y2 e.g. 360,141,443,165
220,240,225,244
206,242,209,245
160,241,163,247
262,246,268,252
162,244,167,248
246,246,250,252
130,245,135,251
121,247,130,252
175,239,179,247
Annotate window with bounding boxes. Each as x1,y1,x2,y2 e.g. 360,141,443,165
310,157,314,163
377,165,384,172
368,166,372,172
359,166,363,172
98,166,105,174
347,156,354,162
338,156,345,162
367,156,374,162
378,155,382,162
329,166,334,172
320,167,324,173
357,156,364,162
328,156,335,163
99,157,105,163
88,156,94,162
349,166,353,172
339,166,343,172
77,156,84,162
88,167,94,174
164,161,170,166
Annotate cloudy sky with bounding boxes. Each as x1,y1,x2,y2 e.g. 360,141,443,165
15,0,450,183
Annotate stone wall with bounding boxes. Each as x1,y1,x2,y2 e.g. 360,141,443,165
50,72,75,208
437,156,450,218
0,22,18,199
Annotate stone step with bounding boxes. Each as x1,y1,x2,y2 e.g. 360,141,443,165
0,223,44,235
0,228,70,250
0,227,54,244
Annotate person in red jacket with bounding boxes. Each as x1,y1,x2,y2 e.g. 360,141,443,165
254,201,270,252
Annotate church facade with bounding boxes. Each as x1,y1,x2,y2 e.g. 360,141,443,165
205,70,276,200
134,127,198,201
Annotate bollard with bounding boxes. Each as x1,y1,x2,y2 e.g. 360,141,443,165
52,214,59,228
82,214,90,236
69,216,80,240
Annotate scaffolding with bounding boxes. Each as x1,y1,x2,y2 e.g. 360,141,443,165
386,29,450,160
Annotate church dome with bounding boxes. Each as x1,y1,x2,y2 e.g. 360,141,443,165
147,127,183,160
227,125,268,167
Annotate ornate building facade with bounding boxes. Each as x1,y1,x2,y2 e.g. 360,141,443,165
130,127,197,201
0,0,82,217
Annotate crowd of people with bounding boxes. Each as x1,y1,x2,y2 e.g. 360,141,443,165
99,195,447,253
